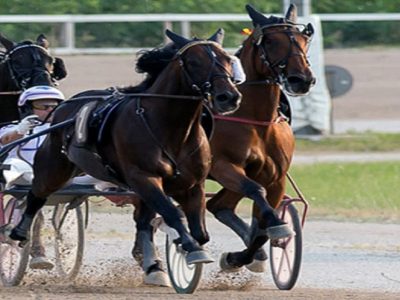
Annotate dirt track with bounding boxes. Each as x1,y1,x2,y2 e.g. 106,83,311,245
1,209,399,300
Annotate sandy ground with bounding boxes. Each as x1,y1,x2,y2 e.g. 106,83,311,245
1,209,400,299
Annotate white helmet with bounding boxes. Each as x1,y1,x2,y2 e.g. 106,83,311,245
18,85,65,107
2,158,33,188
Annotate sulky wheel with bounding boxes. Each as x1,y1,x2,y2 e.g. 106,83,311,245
269,202,302,290
52,203,85,281
165,235,203,294
0,197,30,286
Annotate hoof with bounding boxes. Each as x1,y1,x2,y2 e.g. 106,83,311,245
186,250,214,265
143,270,171,287
245,258,268,273
219,252,242,273
29,256,54,270
266,224,294,240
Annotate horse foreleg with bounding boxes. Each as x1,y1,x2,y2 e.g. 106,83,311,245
207,187,268,271
174,184,209,246
131,200,170,287
125,172,212,264
226,177,290,271
30,210,45,257
209,161,291,270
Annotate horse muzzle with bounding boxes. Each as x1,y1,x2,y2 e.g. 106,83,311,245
213,90,242,115
284,74,316,96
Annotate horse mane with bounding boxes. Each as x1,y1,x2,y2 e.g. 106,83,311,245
119,43,178,94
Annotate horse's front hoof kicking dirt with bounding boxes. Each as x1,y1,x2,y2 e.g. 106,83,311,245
219,252,242,273
186,250,214,265
245,258,268,273
143,270,171,287
266,224,294,240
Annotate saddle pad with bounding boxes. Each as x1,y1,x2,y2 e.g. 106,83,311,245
75,101,99,144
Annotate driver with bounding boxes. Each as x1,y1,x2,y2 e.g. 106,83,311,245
0,86,64,185
0,85,64,270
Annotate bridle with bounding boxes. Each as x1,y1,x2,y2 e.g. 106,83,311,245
244,22,313,86
0,44,54,91
173,40,234,105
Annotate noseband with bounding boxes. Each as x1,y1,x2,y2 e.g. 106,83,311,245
173,41,234,103
2,44,54,90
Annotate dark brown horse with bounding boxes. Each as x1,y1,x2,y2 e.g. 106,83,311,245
9,29,242,272
0,33,67,123
206,4,315,271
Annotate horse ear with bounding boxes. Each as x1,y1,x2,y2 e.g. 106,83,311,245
36,33,49,49
285,4,298,23
0,33,15,51
245,4,269,27
165,29,191,48
208,28,224,45
302,23,314,38
53,57,68,80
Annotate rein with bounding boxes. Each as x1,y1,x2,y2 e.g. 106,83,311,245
213,114,287,127
0,91,22,95
68,93,204,102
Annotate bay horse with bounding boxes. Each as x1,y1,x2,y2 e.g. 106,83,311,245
206,4,316,272
0,33,67,123
9,28,242,277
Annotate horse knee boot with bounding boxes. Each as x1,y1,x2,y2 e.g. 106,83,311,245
9,214,34,242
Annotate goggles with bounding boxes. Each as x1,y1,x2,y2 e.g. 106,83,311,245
31,103,58,110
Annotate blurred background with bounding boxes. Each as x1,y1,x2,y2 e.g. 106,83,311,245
2,0,399,136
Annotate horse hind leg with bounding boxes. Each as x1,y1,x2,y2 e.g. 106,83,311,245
131,200,170,287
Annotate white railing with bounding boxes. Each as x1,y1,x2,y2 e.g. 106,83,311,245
1,13,400,54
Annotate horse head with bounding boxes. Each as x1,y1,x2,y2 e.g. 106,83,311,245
244,4,316,95
0,33,67,90
165,29,242,114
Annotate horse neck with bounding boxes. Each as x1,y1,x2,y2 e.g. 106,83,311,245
0,63,11,91
237,40,281,121
144,65,203,144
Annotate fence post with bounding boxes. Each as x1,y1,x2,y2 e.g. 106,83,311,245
181,20,191,38
62,21,75,52
163,21,173,44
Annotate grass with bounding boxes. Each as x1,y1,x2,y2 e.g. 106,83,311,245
205,161,400,223
91,161,400,223
287,161,400,222
295,132,400,152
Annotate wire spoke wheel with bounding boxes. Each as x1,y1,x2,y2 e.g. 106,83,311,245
0,198,30,286
52,203,84,280
270,203,302,290
166,236,203,294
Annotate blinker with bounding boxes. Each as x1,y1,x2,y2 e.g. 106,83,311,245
230,56,246,84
